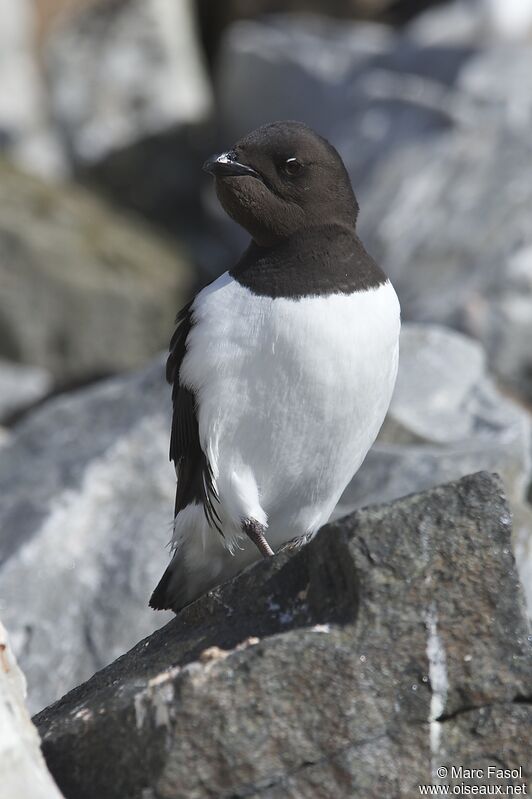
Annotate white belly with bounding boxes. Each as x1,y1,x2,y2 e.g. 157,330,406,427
180,272,400,550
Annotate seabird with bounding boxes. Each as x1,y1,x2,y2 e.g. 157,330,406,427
150,121,400,613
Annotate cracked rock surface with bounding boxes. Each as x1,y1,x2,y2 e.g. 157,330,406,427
34,472,531,799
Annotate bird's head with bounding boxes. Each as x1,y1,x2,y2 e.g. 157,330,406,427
203,121,359,247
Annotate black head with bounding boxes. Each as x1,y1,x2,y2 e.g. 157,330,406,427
203,121,359,247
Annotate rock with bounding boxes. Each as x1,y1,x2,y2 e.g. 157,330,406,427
0,360,52,423
407,1,487,47
0,0,65,178
77,122,216,263
409,0,532,45
0,620,64,799
38,0,214,257
44,0,212,167
0,358,174,715
459,45,532,130
216,15,386,139
358,120,532,400
337,324,532,609
475,245,532,403
380,324,487,444
34,473,532,798
0,160,193,384
357,26,532,404
0,0,213,233
483,0,532,39
197,0,445,63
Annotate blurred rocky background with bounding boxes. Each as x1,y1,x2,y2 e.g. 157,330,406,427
0,0,531,755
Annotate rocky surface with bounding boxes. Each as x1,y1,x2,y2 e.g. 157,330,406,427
410,0,532,44
0,161,192,383
34,473,532,799
0,0,65,178
44,0,212,168
0,0,211,181
0,359,174,714
359,120,532,400
197,0,455,64
2,323,531,716
337,325,532,608
338,324,532,608
0,620,64,799
0,0,213,244
0,359,52,424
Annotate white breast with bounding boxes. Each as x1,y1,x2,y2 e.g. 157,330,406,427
180,272,400,550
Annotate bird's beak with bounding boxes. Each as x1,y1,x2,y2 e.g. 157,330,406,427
203,151,261,179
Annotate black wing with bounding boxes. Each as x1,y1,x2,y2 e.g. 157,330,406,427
167,303,221,531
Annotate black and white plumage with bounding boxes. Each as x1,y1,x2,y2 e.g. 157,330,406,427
150,121,400,613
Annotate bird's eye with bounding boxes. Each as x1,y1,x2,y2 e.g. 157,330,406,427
282,157,303,177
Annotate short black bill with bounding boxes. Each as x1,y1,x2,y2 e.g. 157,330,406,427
203,151,261,179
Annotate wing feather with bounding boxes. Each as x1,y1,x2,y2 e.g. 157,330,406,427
167,301,221,530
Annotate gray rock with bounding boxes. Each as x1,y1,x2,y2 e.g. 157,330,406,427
407,1,487,46
338,324,532,609
459,45,532,126
197,0,453,61
354,39,532,404
0,359,174,714
409,1,532,45
358,119,532,399
216,16,392,145
482,0,532,39
34,473,532,799
44,0,212,167
0,620,65,799
474,245,532,403
0,359,52,423
0,160,192,383
382,324,486,444
0,0,65,178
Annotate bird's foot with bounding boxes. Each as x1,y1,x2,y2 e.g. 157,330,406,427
242,519,274,558
278,533,310,553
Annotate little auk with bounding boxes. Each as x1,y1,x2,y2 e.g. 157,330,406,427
150,121,400,613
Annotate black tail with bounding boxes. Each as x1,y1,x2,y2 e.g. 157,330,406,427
149,565,174,611
149,556,196,613
150,534,233,613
